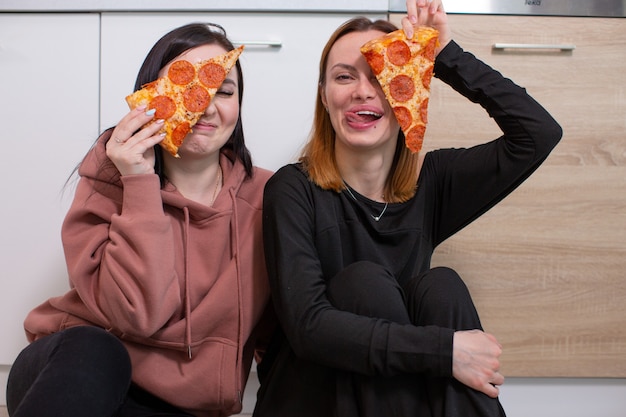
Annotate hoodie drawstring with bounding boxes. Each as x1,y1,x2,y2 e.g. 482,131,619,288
179,183,244,405
229,187,244,404
182,206,193,359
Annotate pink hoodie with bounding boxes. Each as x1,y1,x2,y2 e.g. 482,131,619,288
24,135,274,416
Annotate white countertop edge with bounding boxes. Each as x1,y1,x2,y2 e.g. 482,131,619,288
1,0,389,13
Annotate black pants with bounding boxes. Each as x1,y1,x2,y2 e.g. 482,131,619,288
6,326,193,417
326,262,506,417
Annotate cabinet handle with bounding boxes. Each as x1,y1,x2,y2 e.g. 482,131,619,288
493,43,576,52
233,40,282,48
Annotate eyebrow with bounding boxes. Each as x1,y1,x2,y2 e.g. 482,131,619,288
221,79,237,86
330,63,358,72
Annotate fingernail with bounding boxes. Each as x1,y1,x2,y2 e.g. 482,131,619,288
156,119,165,124
410,15,417,23
146,108,156,116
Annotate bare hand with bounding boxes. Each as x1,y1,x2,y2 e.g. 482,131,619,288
403,0,452,55
452,329,505,398
106,106,165,176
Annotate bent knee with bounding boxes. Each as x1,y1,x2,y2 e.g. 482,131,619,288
59,327,131,374
407,266,471,305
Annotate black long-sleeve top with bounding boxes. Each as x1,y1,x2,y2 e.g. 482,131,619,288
260,41,562,384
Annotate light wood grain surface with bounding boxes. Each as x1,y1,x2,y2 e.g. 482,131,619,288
390,14,626,377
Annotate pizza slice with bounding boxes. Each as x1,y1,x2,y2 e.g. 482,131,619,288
360,26,438,153
126,45,244,158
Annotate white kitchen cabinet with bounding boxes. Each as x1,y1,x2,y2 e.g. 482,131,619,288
0,14,100,365
100,12,384,172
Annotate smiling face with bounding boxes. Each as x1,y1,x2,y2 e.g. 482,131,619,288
321,30,400,154
159,44,240,159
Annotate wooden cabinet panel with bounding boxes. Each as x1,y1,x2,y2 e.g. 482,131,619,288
391,14,626,377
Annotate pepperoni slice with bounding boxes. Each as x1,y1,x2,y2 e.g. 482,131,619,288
420,98,429,124
183,85,211,112
405,125,426,153
149,95,176,119
422,66,434,89
198,62,226,88
389,74,415,103
362,50,385,75
387,40,411,67
168,60,195,85
393,106,412,131
423,37,437,62
172,122,191,147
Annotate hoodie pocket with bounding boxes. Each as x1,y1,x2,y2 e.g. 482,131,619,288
124,338,240,413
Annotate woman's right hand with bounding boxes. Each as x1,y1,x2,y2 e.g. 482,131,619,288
452,329,505,398
106,106,165,176
403,0,451,55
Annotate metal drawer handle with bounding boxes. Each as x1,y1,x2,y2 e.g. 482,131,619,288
233,40,282,48
493,43,576,51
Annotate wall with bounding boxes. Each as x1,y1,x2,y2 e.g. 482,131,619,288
1,4,625,416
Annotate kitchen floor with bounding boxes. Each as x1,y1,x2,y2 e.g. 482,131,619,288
0,406,251,416
0,374,258,416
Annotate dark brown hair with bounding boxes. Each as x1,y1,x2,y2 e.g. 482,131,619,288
85,22,253,188
134,22,253,184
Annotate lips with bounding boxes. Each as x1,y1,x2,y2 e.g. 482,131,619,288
193,121,217,130
345,106,383,129
346,110,383,123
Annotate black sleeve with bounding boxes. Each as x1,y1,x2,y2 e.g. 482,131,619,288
427,41,563,245
263,167,454,378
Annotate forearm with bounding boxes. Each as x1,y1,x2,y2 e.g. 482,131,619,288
62,174,180,336
434,40,562,158
428,41,563,243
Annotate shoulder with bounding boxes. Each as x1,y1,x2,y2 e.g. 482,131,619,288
270,163,307,181
263,164,323,220
265,163,309,193
251,165,274,185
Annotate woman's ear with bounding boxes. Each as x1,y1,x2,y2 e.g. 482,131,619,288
320,84,328,112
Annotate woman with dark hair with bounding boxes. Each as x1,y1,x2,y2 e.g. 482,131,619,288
255,1,561,416
6,23,273,417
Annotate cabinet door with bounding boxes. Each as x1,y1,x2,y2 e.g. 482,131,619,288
100,12,385,172
0,14,100,364
391,14,626,377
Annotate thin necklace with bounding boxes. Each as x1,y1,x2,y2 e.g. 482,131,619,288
343,182,388,222
210,165,222,207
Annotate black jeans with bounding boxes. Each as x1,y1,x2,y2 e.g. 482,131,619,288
326,262,506,417
6,326,192,417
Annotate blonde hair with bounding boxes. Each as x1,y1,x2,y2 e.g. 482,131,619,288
300,17,420,203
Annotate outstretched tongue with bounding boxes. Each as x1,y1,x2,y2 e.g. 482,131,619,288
346,111,381,123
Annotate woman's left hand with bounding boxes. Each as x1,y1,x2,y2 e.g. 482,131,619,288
402,0,451,56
